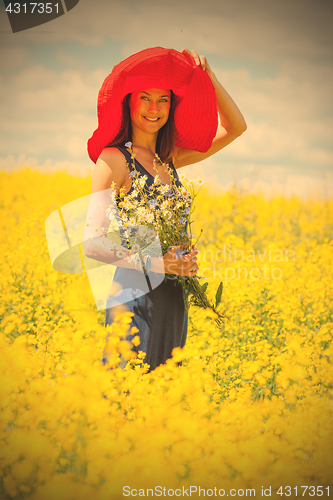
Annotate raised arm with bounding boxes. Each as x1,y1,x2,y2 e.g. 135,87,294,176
173,48,247,168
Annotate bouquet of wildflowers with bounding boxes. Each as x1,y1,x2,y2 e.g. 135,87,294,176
101,142,227,326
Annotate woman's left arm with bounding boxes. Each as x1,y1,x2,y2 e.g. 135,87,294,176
173,49,247,168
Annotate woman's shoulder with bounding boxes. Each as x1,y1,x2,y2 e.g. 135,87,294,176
93,146,129,188
97,146,129,169
98,145,125,160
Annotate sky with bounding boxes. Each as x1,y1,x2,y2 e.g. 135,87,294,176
0,0,333,198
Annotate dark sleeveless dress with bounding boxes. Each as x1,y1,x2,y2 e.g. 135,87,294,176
102,146,189,372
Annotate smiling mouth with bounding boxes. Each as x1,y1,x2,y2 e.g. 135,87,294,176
144,117,160,122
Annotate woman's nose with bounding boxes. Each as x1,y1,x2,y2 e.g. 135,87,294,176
148,101,159,112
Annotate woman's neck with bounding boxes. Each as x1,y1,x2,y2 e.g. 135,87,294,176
131,128,158,156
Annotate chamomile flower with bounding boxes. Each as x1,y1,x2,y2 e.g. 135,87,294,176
162,209,172,219
106,207,116,220
161,185,171,194
137,207,145,216
131,243,140,253
139,175,148,188
181,189,190,199
116,248,128,259
138,226,148,238
122,198,133,211
128,217,137,227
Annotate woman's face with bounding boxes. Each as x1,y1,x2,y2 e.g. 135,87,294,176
129,88,171,135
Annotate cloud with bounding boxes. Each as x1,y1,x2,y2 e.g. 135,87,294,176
1,59,332,177
55,49,78,66
66,134,90,158
8,65,105,110
1,0,332,63
0,154,93,177
0,45,31,71
209,64,333,172
0,0,332,196
0,64,105,159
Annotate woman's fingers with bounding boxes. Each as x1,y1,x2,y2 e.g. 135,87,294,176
164,246,199,276
182,48,207,71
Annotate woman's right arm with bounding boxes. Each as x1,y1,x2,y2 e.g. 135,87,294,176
84,148,131,265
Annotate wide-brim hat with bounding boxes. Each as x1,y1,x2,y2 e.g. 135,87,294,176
87,47,218,163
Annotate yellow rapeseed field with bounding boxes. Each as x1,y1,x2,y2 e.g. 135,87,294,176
1,168,333,499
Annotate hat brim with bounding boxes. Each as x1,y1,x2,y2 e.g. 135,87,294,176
87,47,218,163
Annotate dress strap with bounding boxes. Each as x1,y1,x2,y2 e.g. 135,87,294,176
168,158,182,185
113,146,134,172
169,158,177,175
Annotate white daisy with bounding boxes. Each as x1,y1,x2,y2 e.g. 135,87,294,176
147,228,156,239
116,248,128,259
128,217,137,227
161,200,169,210
139,175,148,188
138,226,148,238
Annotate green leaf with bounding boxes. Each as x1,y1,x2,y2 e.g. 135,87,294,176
215,282,223,308
201,282,209,293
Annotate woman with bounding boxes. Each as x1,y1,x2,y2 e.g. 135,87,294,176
85,47,247,371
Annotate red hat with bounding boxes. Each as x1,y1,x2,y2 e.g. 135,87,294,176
87,47,218,163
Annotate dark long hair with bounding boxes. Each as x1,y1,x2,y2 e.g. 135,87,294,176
107,91,176,163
